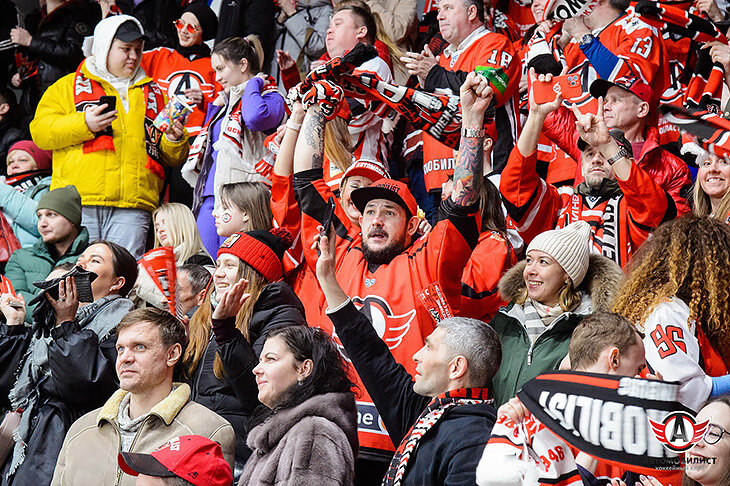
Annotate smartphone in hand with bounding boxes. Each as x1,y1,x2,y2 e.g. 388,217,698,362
320,196,336,237
99,95,116,114
532,73,582,104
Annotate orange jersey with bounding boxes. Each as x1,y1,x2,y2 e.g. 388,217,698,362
459,230,517,322
423,27,521,191
562,9,669,107
141,47,219,136
293,169,480,458
500,146,674,267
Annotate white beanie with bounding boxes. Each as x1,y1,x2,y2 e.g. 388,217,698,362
526,221,592,286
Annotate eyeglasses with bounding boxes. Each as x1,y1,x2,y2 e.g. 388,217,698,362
703,423,730,445
173,19,201,34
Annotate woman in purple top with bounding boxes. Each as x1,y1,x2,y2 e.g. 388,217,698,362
183,37,285,256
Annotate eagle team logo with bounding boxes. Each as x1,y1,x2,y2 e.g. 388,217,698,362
649,411,710,452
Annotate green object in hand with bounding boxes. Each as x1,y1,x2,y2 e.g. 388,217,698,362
474,66,509,95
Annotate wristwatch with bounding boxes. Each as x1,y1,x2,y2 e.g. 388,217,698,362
461,127,485,138
578,33,594,47
606,146,631,165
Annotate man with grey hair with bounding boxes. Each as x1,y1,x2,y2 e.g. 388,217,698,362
315,223,501,485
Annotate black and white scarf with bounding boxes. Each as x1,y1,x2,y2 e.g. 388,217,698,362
382,388,490,486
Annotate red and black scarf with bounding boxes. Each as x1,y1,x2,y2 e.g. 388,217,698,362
5,170,51,193
382,388,490,486
517,371,693,474
72,64,167,179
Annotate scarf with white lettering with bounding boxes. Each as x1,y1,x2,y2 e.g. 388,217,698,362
516,371,693,474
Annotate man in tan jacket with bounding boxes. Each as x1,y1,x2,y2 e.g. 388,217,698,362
51,308,235,486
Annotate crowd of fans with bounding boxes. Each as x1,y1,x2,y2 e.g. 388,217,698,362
0,0,728,484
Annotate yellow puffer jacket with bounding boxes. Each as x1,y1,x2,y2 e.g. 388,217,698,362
30,60,189,212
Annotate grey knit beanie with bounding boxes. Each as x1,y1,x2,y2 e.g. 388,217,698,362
526,221,592,286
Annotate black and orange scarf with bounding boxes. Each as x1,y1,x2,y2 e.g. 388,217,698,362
72,64,167,179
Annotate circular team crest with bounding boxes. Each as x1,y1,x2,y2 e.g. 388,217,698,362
648,411,710,452
165,71,206,98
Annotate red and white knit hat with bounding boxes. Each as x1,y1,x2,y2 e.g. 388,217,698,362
217,228,294,282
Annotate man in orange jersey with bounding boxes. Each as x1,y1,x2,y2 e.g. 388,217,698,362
292,73,490,480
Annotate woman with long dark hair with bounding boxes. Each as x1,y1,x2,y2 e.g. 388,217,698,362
240,325,357,485
0,240,138,485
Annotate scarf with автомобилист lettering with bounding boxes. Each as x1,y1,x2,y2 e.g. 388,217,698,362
515,371,695,475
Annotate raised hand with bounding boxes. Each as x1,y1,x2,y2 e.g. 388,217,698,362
212,279,250,320
460,71,494,125
570,96,611,149
48,277,79,325
527,68,563,117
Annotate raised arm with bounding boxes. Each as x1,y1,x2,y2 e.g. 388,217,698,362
450,72,494,207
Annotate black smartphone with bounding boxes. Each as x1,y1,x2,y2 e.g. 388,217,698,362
99,95,116,114
321,197,336,237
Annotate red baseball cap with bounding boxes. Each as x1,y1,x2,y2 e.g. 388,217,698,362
117,435,232,486
589,76,652,104
351,179,418,218
340,160,390,189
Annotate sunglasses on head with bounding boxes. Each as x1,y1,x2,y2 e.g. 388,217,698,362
173,19,201,35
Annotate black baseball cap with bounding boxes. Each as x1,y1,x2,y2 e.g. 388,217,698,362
114,20,149,43
577,129,633,158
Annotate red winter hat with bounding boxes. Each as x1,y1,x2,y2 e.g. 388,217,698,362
217,228,294,282
118,435,232,486
340,160,390,189
351,178,418,218
7,140,52,171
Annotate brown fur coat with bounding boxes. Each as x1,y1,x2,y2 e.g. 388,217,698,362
239,392,359,486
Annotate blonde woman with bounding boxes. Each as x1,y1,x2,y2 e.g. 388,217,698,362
134,203,213,309
691,149,730,223
181,228,305,478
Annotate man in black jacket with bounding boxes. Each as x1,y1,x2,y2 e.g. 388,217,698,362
311,72,502,486
315,228,501,485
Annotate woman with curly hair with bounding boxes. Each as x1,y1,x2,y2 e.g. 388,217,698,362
613,216,730,411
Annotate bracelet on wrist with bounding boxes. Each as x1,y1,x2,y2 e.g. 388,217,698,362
286,120,302,131
461,126,485,138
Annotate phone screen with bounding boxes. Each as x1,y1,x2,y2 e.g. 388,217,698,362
99,96,116,114
321,197,336,236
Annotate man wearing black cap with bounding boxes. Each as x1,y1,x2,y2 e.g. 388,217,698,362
292,73,490,480
31,15,189,260
500,69,676,268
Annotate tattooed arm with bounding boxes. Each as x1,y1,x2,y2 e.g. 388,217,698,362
293,104,326,173
451,72,493,207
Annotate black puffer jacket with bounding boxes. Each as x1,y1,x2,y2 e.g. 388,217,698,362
21,0,100,93
0,296,129,486
187,282,306,469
